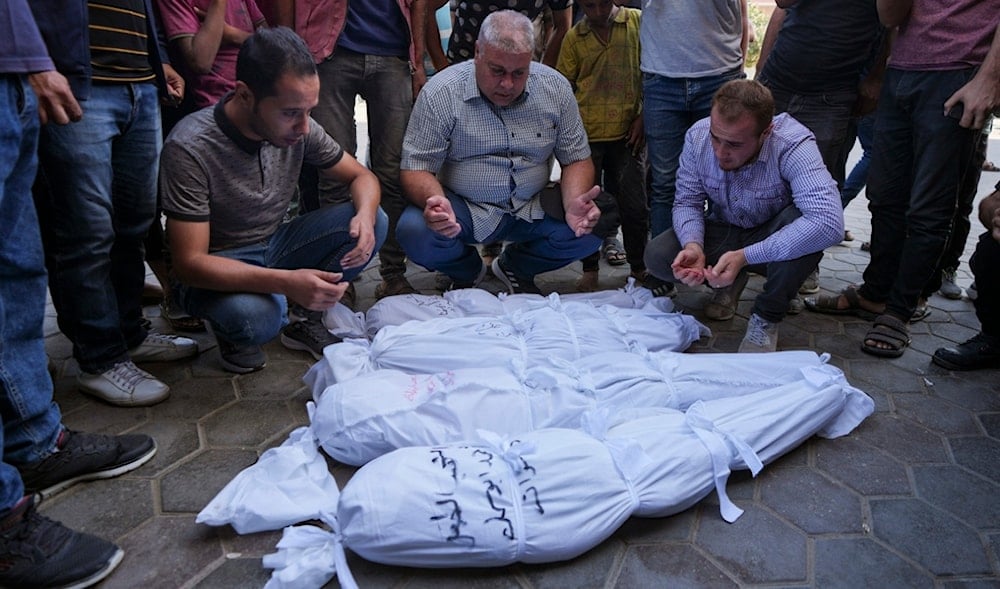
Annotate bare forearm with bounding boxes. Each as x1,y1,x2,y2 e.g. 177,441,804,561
401,169,445,208
185,0,226,73
541,10,570,68
755,7,786,76
559,158,596,209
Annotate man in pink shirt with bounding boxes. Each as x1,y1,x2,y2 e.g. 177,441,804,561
157,0,266,108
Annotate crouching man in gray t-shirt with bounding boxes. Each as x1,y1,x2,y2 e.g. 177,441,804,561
161,28,387,373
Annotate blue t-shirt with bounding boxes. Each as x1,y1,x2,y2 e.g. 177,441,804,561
0,0,54,74
337,0,409,57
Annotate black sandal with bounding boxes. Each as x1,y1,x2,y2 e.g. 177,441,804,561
861,314,911,358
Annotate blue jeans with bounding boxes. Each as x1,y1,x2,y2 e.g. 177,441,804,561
643,205,821,323
0,75,63,514
859,68,982,320
841,112,875,207
763,84,856,188
397,192,601,283
643,68,744,237
176,203,388,346
35,83,161,374
312,49,413,279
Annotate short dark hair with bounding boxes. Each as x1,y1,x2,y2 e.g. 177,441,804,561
712,79,774,135
236,27,316,100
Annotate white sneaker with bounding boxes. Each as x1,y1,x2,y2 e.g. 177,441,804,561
739,313,779,353
78,360,170,406
129,332,199,363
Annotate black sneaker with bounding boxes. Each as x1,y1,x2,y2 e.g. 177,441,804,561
641,273,677,298
932,332,1000,371
446,263,488,291
280,316,341,360
217,339,266,374
18,430,156,499
0,495,123,589
491,256,541,295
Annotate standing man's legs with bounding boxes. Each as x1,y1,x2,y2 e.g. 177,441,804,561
644,69,743,238
861,69,980,322
313,50,415,298
35,83,194,405
0,73,157,589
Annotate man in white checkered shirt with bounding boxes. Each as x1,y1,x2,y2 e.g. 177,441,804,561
397,10,602,295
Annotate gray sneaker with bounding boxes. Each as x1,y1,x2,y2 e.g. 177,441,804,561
798,270,820,295
938,268,963,300
967,281,978,301
78,360,170,406
217,339,266,373
280,316,340,360
739,313,779,353
129,332,199,363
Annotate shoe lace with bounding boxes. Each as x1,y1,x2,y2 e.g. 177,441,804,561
293,318,335,344
107,361,149,390
942,269,957,282
144,333,184,345
745,315,773,347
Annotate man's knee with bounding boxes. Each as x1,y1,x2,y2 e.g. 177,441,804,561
191,292,286,346
644,230,682,281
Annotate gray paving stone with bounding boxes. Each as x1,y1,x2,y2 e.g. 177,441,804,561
216,526,285,557
912,465,1000,529
201,399,296,448
38,477,154,541
871,498,992,575
851,413,949,464
159,448,259,513
236,359,313,400
131,419,201,476
194,557,272,588
939,579,1000,589
403,566,524,588
60,401,148,435
102,515,223,589
147,376,237,420
813,436,911,496
850,359,929,394
616,510,697,544
615,543,737,588
949,436,1000,483
930,377,1000,413
893,393,981,436
813,537,933,589
520,536,623,589
695,505,807,584
981,413,1000,439
758,466,863,534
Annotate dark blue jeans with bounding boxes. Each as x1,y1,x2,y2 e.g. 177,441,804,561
643,206,822,323
177,203,388,346
643,68,744,237
859,68,982,320
841,112,875,207
397,192,601,283
35,82,161,374
0,75,63,513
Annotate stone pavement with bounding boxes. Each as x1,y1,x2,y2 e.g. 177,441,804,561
39,169,1000,587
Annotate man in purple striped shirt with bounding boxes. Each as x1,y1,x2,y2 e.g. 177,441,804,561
645,79,843,353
